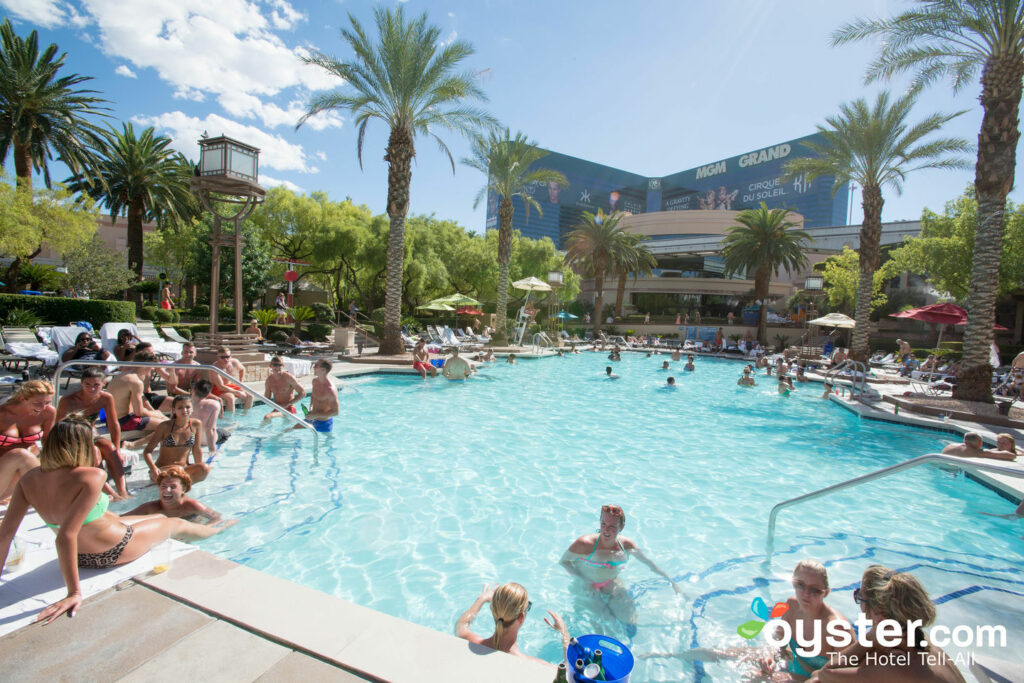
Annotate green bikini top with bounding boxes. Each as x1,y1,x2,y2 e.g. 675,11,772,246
45,492,109,529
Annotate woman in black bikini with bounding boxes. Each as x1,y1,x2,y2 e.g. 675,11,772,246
0,380,56,500
142,396,210,484
0,416,234,623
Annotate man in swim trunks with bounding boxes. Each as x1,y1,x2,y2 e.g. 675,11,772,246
165,342,201,401
211,346,253,412
412,339,437,379
263,355,305,420
442,348,472,380
56,368,129,499
106,352,167,438
299,359,339,432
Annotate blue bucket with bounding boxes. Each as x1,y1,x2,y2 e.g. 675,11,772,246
429,358,444,368
566,634,633,683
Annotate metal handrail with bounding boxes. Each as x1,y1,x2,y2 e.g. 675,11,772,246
51,358,319,450
825,359,869,398
339,310,380,344
767,453,1024,552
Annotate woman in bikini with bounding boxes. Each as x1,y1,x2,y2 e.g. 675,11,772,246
455,582,570,666
560,504,683,625
142,396,210,484
0,380,56,500
0,416,234,623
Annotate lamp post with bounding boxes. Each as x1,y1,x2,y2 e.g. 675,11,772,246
191,136,265,336
547,270,563,334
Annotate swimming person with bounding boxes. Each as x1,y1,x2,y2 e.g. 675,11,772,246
666,376,677,388
301,359,339,431
660,361,670,370
125,465,221,523
605,366,620,380
142,396,210,484
561,505,683,625
941,433,1016,461
0,380,56,501
684,355,695,372
821,382,834,399
455,582,570,666
737,367,757,387
813,566,966,682
0,416,234,623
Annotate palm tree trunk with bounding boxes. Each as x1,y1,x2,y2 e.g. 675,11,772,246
956,54,1024,403
593,258,606,337
13,138,32,191
491,197,514,346
850,184,884,362
615,270,627,318
379,128,415,356
127,202,145,303
755,265,769,343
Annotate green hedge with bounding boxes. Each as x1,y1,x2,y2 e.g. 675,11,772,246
0,293,135,327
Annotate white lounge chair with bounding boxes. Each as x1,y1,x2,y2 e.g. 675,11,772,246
134,320,182,358
98,322,140,354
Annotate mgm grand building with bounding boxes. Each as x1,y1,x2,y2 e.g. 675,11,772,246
485,134,922,318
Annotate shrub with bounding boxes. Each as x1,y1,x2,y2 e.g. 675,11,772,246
0,294,135,327
170,327,192,340
218,306,235,321
270,330,288,343
190,304,210,318
5,307,47,327
154,308,175,323
134,280,161,303
307,323,332,341
310,302,335,322
139,306,158,321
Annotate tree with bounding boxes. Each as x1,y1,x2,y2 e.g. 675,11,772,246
612,233,657,319
785,92,969,359
833,1,1024,398
185,217,273,311
462,129,567,345
66,123,195,289
298,6,496,355
721,203,810,344
820,246,891,314
0,19,108,190
888,190,1024,302
565,209,629,337
63,234,137,298
144,219,204,306
0,178,98,288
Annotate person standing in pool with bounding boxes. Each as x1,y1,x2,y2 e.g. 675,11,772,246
684,355,695,371
560,504,683,625
263,356,305,420
442,348,473,380
455,582,570,666
301,359,339,431
737,367,757,387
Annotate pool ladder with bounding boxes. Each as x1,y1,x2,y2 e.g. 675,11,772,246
824,359,874,401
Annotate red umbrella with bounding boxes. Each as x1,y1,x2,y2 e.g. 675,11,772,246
455,306,483,316
889,302,966,324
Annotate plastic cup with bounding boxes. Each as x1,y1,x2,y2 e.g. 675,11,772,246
151,541,173,574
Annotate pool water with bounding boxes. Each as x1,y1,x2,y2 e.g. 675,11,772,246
117,352,1024,681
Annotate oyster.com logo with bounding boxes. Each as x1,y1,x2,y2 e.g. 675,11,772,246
737,597,788,639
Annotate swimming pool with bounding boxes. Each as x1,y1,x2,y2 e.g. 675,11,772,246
118,352,1024,681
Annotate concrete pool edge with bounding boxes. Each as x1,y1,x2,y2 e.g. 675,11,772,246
135,549,555,683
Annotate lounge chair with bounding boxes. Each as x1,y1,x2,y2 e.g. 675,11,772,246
134,320,182,358
0,327,57,376
98,322,140,355
161,327,191,344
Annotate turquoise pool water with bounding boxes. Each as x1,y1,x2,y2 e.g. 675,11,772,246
118,353,1024,681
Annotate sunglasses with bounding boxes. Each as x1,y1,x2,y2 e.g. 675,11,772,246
601,505,624,518
219,355,230,359
793,579,826,596
525,601,532,615
271,364,283,368
853,588,867,605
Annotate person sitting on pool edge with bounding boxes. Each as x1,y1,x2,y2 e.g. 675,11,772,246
737,367,756,387
810,566,966,682
455,582,570,666
412,339,438,379
301,359,339,431
442,347,473,380
942,432,1017,461
126,465,221,523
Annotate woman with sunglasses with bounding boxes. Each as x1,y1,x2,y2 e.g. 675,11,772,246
455,582,570,665
810,566,964,682
560,504,683,625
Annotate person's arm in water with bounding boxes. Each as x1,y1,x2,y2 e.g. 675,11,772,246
189,419,204,465
455,583,495,642
183,497,221,523
559,537,591,577
623,538,684,595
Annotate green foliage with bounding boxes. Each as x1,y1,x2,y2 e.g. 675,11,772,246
270,330,288,343
820,247,889,314
185,216,273,310
62,234,137,298
134,280,161,302
289,305,316,322
307,323,332,341
4,306,46,327
189,304,210,318
0,179,98,261
250,309,277,328
887,191,1024,300
15,262,63,291
218,307,235,321
138,305,157,321
145,220,202,285
153,308,174,323
309,302,335,322
0,293,134,327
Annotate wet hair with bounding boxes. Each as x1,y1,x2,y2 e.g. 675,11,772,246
7,379,54,404
117,329,132,343
40,416,95,471
964,432,983,446
192,379,213,399
316,359,333,372
490,582,529,649
667,376,675,385
859,565,935,639
793,558,829,589
606,366,612,373
997,433,1017,452
157,464,192,493
81,367,106,382
602,504,626,530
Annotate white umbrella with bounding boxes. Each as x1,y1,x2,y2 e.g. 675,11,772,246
808,313,856,328
512,276,552,292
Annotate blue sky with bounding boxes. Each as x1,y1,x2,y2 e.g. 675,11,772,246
2,0,1021,231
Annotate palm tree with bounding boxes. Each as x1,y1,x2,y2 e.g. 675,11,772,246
462,129,567,345
65,123,194,287
721,203,811,344
565,209,629,337
298,6,496,355
833,1,1024,399
0,19,107,189
785,92,969,360
612,233,657,319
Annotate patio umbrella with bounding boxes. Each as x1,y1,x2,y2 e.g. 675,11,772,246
554,311,579,319
890,303,967,355
808,313,856,328
431,292,483,307
511,276,552,292
417,302,454,311
455,306,483,316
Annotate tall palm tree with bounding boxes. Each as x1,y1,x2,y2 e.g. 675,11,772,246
721,203,811,344
833,1,1024,398
0,19,107,189
612,233,657,318
463,129,567,345
785,92,969,360
298,7,496,355
565,209,629,337
66,123,194,287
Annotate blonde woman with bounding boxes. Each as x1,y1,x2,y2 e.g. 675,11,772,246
0,380,56,500
810,566,965,682
455,582,570,666
0,416,235,623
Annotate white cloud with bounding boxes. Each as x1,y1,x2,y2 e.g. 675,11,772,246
439,29,457,47
114,65,137,79
315,151,327,161
131,111,318,174
0,0,65,27
67,0,342,129
260,174,304,193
